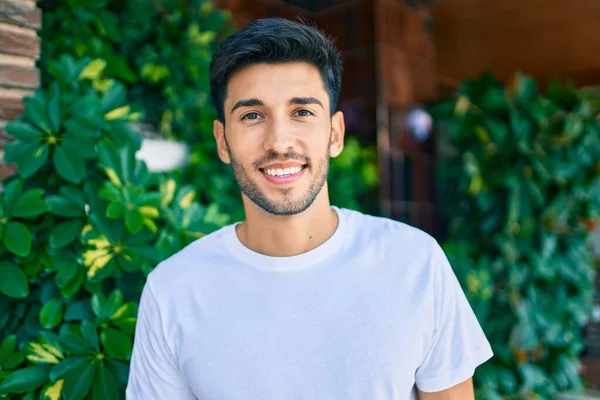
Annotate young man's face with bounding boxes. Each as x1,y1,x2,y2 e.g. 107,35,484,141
213,62,345,216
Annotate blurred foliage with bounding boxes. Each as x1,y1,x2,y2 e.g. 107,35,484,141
329,137,379,214
431,72,600,399
0,1,379,398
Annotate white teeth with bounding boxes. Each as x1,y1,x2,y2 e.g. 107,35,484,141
264,166,303,177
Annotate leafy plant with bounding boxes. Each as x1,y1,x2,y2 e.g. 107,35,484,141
329,137,379,213
431,72,600,399
0,55,228,399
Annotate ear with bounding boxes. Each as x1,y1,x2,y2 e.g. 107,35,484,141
329,110,345,158
213,119,231,164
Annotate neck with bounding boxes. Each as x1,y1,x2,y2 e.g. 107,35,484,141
236,187,338,257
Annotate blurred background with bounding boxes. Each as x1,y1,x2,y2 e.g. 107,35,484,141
0,0,599,399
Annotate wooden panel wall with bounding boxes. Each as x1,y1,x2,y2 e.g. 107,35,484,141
0,0,41,181
433,0,600,88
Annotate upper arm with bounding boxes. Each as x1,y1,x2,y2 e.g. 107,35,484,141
126,279,195,400
414,241,493,393
417,377,474,400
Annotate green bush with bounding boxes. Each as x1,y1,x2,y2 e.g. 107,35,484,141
432,72,600,399
39,0,242,215
0,55,228,399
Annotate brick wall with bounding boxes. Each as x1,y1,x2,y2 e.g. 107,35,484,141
0,0,41,181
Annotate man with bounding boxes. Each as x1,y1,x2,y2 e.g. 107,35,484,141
126,18,493,400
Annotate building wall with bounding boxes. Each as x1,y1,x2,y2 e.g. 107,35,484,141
433,0,600,89
0,0,41,181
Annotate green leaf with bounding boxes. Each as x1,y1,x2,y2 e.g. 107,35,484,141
1,334,17,356
106,290,123,319
11,189,47,218
99,184,121,202
485,118,509,144
92,362,119,400
49,220,83,249
0,365,49,393
80,320,99,352
106,202,123,218
3,352,25,370
53,146,85,184
101,81,126,113
3,139,31,164
112,317,137,336
41,378,64,400
61,134,96,160
0,262,29,298
39,299,63,329
55,261,78,289
63,119,99,140
50,356,90,382
78,59,106,80
519,364,548,388
105,54,137,83
60,186,86,209
57,332,91,356
509,110,533,137
64,300,92,321
23,93,52,134
3,222,32,257
61,359,95,400
96,142,122,187
91,293,106,320
3,178,23,211
4,120,42,140
105,359,129,385
16,144,49,178
124,208,143,233
46,195,84,218
47,82,62,132
564,114,584,139
24,341,61,365
101,328,132,361
38,331,61,356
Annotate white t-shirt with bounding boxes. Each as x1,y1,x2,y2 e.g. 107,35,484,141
126,207,493,399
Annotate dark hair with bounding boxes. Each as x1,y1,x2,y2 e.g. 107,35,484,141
209,18,343,122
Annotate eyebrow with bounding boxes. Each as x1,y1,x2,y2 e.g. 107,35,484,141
288,97,323,108
231,98,264,114
230,97,324,114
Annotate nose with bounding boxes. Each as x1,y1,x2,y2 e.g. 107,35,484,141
263,116,297,154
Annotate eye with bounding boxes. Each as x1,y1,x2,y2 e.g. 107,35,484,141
293,109,314,117
242,112,262,121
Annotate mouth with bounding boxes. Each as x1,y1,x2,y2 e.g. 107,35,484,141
259,164,307,184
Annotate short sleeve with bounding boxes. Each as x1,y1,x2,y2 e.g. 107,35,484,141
415,241,494,393
126,278,195,399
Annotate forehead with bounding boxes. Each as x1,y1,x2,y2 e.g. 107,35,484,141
225,62,329,108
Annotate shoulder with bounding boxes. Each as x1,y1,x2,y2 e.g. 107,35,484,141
145,223,237,296
341,207,439,254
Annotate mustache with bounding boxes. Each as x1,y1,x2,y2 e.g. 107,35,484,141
253,152,310,168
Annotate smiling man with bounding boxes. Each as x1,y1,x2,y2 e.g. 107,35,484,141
126,18,493,400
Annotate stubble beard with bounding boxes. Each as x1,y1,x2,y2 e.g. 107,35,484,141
226,138,331,216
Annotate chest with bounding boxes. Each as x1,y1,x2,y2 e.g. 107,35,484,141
173,264,432,399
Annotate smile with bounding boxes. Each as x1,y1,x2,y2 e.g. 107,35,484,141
260,165,307,183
